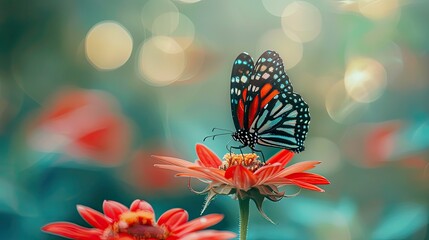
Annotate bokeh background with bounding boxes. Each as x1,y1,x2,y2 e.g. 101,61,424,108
1,0,428,239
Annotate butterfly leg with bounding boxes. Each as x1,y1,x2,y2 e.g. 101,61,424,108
251,148,266,162
230,145,246,158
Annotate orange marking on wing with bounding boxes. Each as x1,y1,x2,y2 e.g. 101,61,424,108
242,88,247,101
238,99,245,129
260,89,279,109
248,96,260,128
260,84,272,98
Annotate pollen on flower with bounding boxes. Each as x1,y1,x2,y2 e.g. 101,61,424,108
220,153,265,172
106,211,168,239
119,211,155,226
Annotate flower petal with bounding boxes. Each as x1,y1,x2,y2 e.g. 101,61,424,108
266,150,294,167
158,208,189,231
130,199,154,214
274,161,321,179
172,214,224,236
195,144,222,168
41,222,103,240
289,179,326,192
117,233,136,240
155,163,230,185
190,166,232,185
224,165,256,191
254,163,283,185
77,205,111,230
155,164,201,175
103,200,128,222
179,230,236,240
153,155,195,168
287,172,330,185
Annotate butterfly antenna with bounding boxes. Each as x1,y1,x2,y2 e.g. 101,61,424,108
212,127,233,133
203,132,231,142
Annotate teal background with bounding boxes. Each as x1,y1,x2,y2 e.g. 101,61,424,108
0,0,428,239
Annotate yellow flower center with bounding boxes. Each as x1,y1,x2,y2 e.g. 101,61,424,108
104,211,168,240
220,153,265,172
119,211,155,226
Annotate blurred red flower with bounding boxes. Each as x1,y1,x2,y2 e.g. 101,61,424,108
125,148,186,194
42,199,235,240
27,88,131,165
155,144,330,221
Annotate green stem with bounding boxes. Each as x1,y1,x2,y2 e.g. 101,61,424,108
238,198,250,240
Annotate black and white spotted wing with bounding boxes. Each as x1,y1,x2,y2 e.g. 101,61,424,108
230,52,254,130
230,50,310,153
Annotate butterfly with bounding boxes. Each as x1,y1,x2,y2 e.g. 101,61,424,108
220,50,310,154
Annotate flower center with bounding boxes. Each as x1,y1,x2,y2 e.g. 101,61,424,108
127,225,168,239
220,153,265,172
104,211,168,240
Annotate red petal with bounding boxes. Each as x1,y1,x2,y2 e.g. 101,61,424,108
287,172,330,185
190,166,232,185
157,208,189,231
179,230,236,240
195,144,222,168
153,155,195,168
276,161,321,178
254,163,283,184
77,205,111,230
172,214,224,236
224,165,256,191
289,179,326,192
103,200,128,222
41,222,103,240
130,199,154,214
117,233,135,240
266,150,294,167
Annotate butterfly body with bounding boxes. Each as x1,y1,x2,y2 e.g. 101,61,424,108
229,50,310,153
232,129,259,149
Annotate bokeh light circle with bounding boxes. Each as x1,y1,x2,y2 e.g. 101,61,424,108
281,1,322,43
359,0,400,20
259,29,303,69
141,0,179,31
85,21,133,70
325,81,368,124
344,57,387,103
138,36,185,86
262,0,295,17
152,12,195,49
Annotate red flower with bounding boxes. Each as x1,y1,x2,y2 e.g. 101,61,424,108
154,144,330,222
42,199,236,240
27,88,131,165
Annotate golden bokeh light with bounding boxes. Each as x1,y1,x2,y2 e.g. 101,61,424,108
259,29,303,69
262,0,295,17
85,21,133,70
359,0,400,20
141,0,179,31
174,39,207,82
281,1,322,43
152,12,195,49
325,81,368,124
138,36,185,86
344,57,387,103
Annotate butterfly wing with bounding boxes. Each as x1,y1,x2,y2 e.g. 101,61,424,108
247,50,310,152
254,92,310,152
230,52,254,130
243,50,292,131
